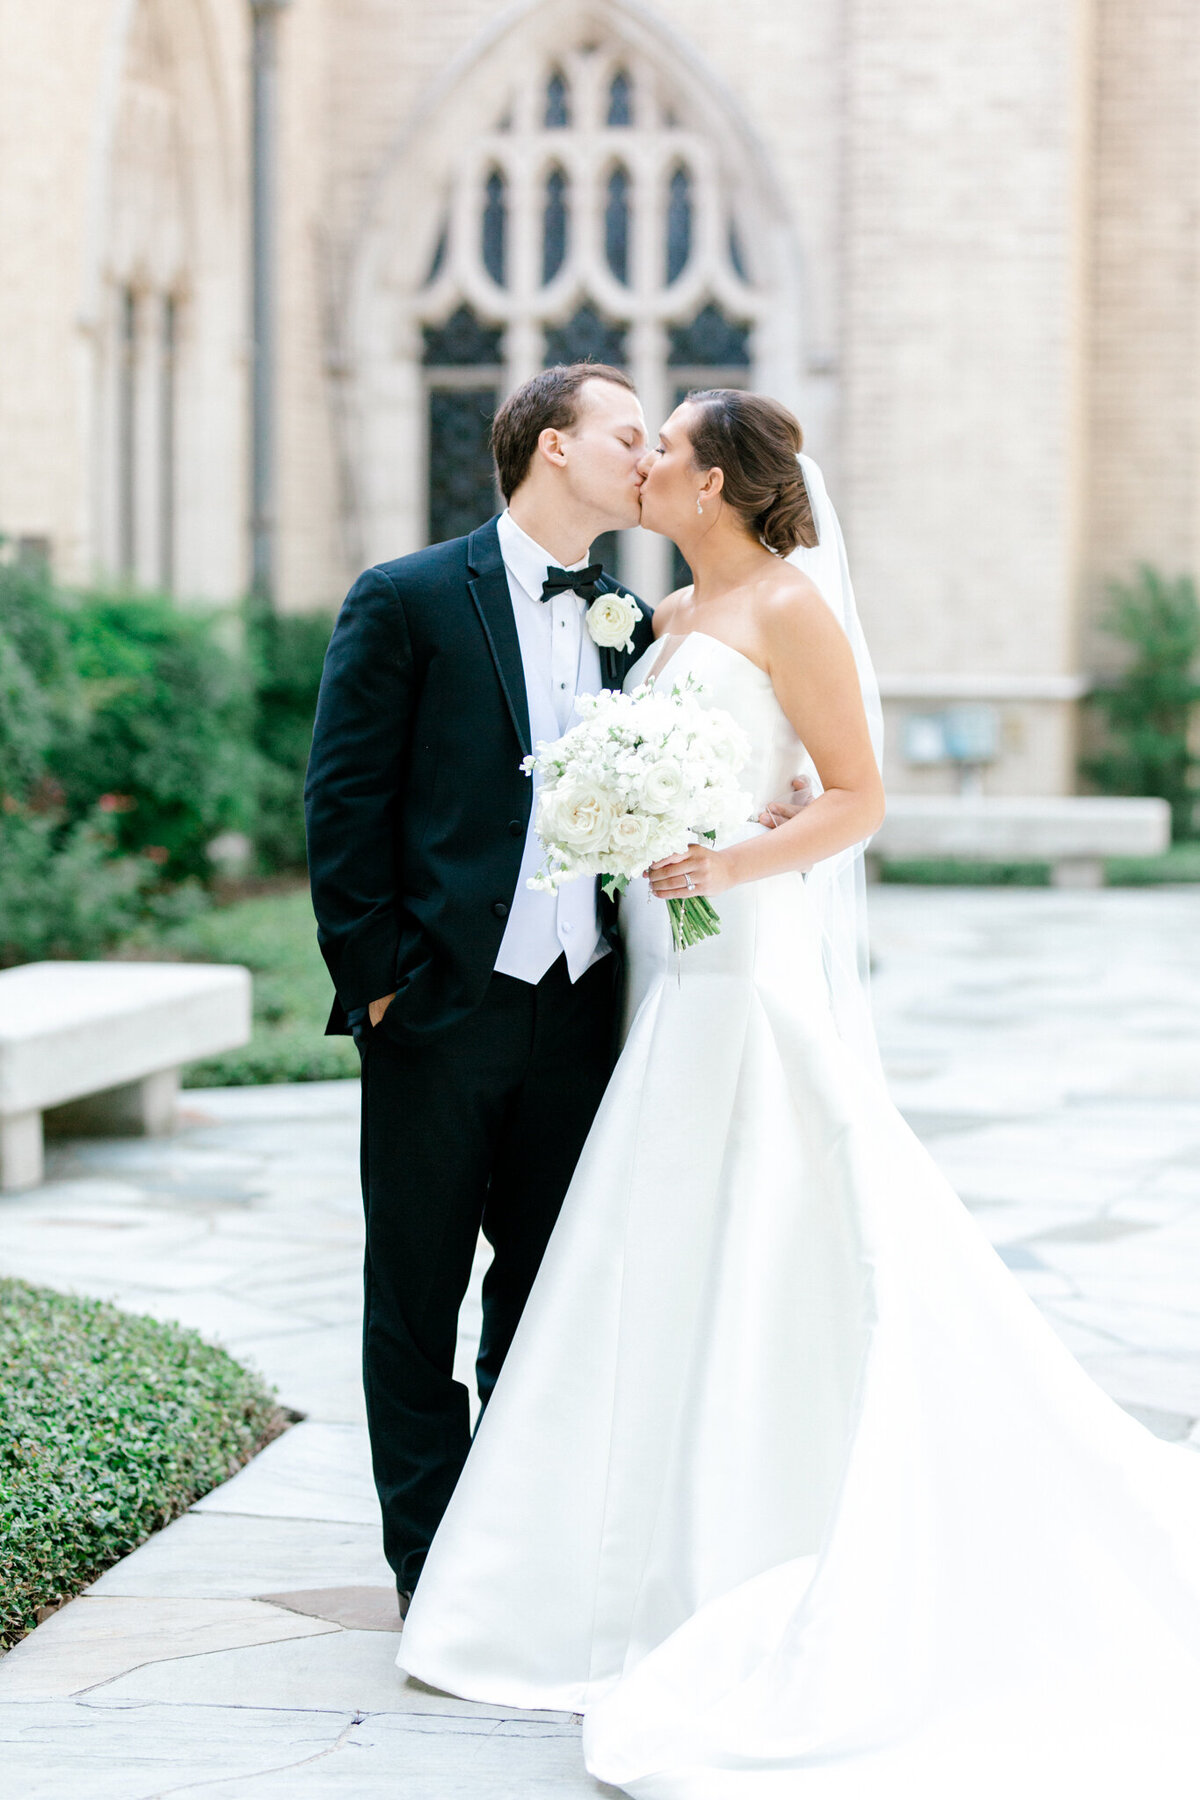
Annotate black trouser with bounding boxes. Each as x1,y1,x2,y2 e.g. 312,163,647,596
357,952,617,1593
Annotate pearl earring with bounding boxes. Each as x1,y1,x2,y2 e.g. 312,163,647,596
696,498,703,515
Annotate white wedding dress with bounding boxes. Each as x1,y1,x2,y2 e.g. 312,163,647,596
399,632,1200,1798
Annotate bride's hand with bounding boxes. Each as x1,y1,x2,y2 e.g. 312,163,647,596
757,773,813,829
647,846,735,900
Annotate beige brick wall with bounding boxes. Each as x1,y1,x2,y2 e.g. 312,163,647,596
839,0,1089,712
1083,0,1200,672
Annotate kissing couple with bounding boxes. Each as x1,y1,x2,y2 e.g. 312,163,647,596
305,367,1200,1796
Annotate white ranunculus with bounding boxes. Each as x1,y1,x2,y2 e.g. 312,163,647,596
585,591,640,653
639,760,686,813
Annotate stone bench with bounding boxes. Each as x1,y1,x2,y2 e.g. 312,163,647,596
0,962,252,1192
869,795,1172,887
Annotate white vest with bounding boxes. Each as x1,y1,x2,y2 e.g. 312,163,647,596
493,510,608,985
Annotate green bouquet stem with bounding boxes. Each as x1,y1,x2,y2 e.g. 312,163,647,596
668,894,722,951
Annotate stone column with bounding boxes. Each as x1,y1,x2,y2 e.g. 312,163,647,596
249,0,292,604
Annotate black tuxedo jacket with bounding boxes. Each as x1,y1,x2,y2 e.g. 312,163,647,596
304,515,656,1036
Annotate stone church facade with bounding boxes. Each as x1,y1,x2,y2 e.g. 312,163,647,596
1,0,1198,798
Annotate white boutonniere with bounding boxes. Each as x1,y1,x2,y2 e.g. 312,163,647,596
585,590,639,654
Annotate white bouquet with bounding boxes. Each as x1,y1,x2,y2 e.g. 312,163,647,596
521,675,753,951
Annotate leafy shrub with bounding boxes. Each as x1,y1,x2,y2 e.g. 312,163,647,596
0,626,51,800
0,556,76,699
0,1277,286,1648
0,552,330,897
0,808,154,967
51,593,261,879
1082,566,1200,839
249,608,331,872
0,560,87,805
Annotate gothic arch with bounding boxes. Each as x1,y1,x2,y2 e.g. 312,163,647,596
81,0,243,600
341,0,805,595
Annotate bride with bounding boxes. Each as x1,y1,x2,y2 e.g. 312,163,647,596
398,391,1200,1797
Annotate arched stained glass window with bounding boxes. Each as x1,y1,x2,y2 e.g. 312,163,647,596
665,301,753,585
482,170,507,286
422,304,504,367
606,166,631,285
542,167,568,284
422,306,504,544
607,69,632,126
545,69,569,128
403,39,773,588
667,302,751,368
543,302,628,367
666,165,692,283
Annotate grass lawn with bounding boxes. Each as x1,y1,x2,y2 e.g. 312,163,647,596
135,883,359,1087
1,1278,287,1648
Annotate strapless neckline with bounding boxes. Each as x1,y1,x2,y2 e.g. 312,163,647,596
634,630,773,689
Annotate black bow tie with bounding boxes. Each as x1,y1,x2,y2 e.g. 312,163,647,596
539,564,603,603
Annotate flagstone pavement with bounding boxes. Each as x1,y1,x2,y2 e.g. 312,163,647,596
2,885,1199,1798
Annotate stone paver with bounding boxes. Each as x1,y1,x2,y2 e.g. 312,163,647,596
1,885,1198,1796
0,1597,335,1698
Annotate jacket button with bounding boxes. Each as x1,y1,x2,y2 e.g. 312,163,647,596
492,901,509,919
508,819,524,837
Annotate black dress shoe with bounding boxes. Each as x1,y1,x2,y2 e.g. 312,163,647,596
397,1587,413,1621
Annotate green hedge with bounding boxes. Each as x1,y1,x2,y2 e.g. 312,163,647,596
877,847,1200,886
877,858,1052,886
1103,842,1200,885
0,1278,287,1649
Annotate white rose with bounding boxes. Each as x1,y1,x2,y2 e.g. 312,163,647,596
610,810,651,857
539,779,618,852
639,760,686,813
585,591,639,653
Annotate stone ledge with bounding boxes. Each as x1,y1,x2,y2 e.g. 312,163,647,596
873,795,1171,868
0,961,251,1191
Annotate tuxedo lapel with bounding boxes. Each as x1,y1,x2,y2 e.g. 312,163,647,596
466,517,532,757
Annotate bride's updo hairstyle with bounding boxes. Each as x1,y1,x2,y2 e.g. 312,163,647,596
684,389,818,555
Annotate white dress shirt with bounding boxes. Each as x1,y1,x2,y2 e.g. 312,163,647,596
494,509,608,985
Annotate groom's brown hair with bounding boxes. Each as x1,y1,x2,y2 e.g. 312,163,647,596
491,363,637,500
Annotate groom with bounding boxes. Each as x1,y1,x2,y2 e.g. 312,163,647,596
305,364,655,1610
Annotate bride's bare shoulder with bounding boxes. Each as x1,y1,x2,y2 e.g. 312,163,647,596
652,585,692,639
759,562,829,625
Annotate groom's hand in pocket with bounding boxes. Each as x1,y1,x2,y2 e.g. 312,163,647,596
758,774,813,830
368,992,396,1027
